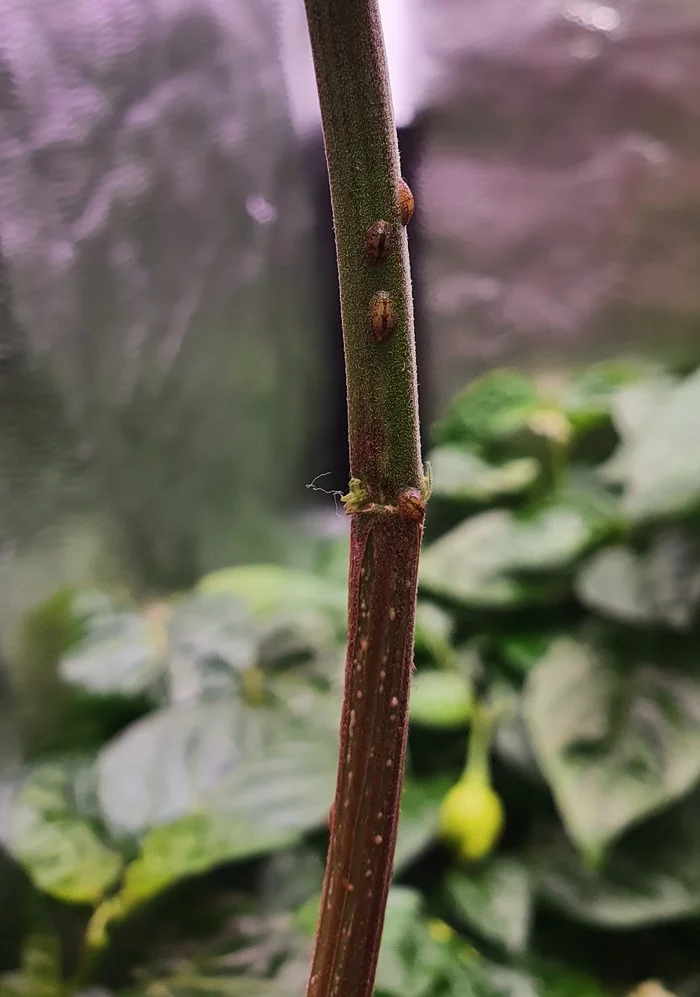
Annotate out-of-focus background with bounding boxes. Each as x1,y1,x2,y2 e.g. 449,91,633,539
2,0,700,994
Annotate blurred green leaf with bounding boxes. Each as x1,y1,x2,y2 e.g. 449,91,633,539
576,546,651,625
98,701,243,838
294,892,321,939
127,975,269,996
445,857,531,953
508,506,598,573
0,932,63,997
467,963,540,997
413,604,458,670
530,964,610,997
409,671,473,729
434,370,543,448
60,601,162,700
618,369,700,522
494,709,542,781
115,813,299,913
94,697,338,918
103,713,337,913
414,602,454,649
165,592,257,703
429,446,540,502
534,797,700,928
197,565,347,625
524,639,700,861
0,760,122,905
610,375,679,443
420,511,529,607
576,533,700,630
562,361,658,430
600,375,676,488
495,632,561,676
15,589,106,756
98,698,337,843
374,888,423,995
374,888,458,997
644,528,700,629
259,848,324,916
420,501,603,607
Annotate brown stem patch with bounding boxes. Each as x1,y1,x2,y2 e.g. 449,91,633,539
306,513,423,997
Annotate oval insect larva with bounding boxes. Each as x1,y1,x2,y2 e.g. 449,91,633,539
368,291,396,342
365,219,392,263
397,178,415,226
397,487,425,522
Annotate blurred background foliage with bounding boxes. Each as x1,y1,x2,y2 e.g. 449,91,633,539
5,1,700,994
4,363,700,995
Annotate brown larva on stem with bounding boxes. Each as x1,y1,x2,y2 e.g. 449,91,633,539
397,487,425,522
397,178,415,226
365,220,392,263
368,291,395,342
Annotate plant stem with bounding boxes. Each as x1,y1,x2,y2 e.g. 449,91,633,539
463,705,495,785
302,2,424,996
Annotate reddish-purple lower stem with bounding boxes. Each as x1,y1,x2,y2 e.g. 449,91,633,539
306,509,423,997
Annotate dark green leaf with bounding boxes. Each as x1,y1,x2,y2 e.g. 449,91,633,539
429,446,540,502
394,777,452,872
14,589,111,755
0,760,122,905
0,932,63,997
495,632,561,675
409,671,473,729
434,370,542,448
445,858,531,953
529,964,610,997
524,639,700,861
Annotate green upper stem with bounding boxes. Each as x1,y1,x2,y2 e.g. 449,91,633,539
303,0,422,501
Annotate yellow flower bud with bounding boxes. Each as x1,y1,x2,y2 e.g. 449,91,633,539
439,777,505,862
